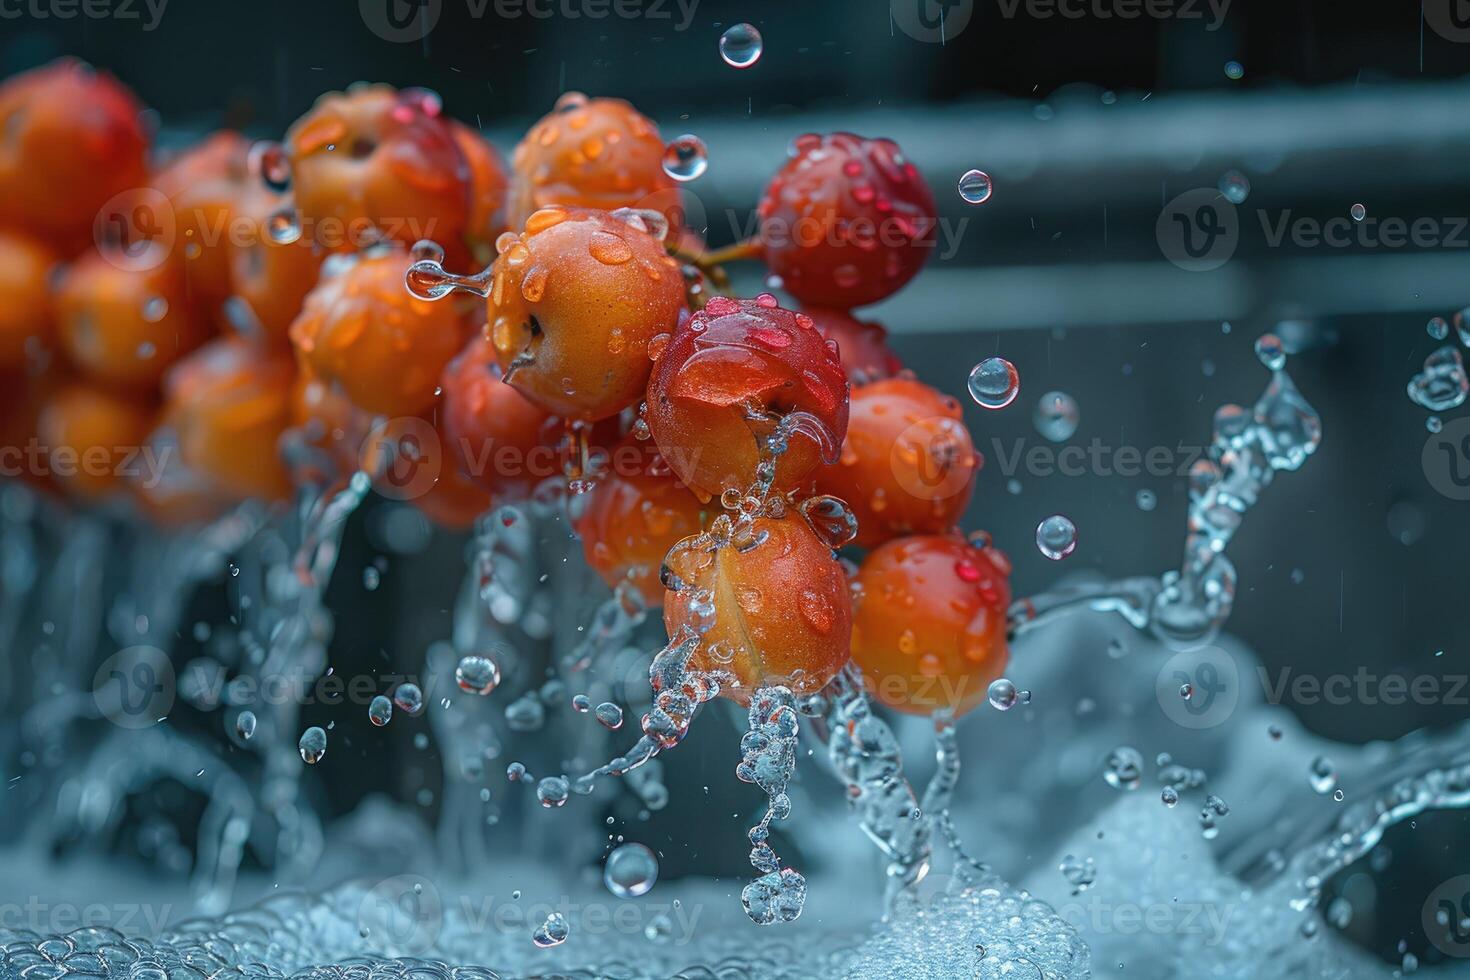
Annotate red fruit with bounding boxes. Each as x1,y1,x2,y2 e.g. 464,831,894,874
228,184,326,346
0,59,150,256
815,378,979,548
450,121,511,259
153,131,252,310
289,247,468,418
507,93,680,238
475,206,684,421
575,437,709,607
662,512,852,704
758,133,936,309
0,231,58,372
35,383,155,501
284,84,472,262
850,534,1011,716
805,307,902,384
646,294,849,499
439,333,556,498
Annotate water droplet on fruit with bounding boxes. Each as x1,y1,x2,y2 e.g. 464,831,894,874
1036,514,1077,560
142,296,168,322
968,356,1019,409
719,23,764,68
604,842,659,897
662,135,708,182
298,726,327,765
957,169,993,204
1033,390,1079,442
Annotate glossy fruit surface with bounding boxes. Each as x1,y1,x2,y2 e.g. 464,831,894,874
757,132,935,309
450,121,511,258
0,231,58,371
815,378,979,547
289,247,467,418
0,59,150,255
153,131,251,309
646,294,849,499
850,534,1011,716
575,437,708,607
56,246,209,391
35,383,154,501
439,333,555,497
228,184,325,346
663,512,852,704
805,307,902,384
482,206,683,421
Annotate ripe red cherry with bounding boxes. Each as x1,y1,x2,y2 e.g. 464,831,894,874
850,534,1011,716
662,511,852,705
815,378,980,548
439,333,556,499
575,437,709,608
804,307,903,384
757,133,936,309
646,294,849,500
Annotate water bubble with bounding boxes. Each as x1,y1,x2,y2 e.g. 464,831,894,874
532,911,569,947
298,726,327,765
235,710,256,741
393,682,424,716
1035,514,1078,560
968,356,1020,409
957,169,993,205
1309,755,1337,794
604,841,660,897
455,655,501,695
1333,788,1345,802
718,23,763,68
1350,203,1366,221
1161,786,1179,808
536,775,570,808
987,678,1019,711
1033,390,1079,442
357,697,388,730
1254,333,1287,371
662,135,708,182
1135,489,1157,511
1103,746,1143,790
1224,60,1244,79
1428,316,1451,341
594,701,624,730
506,761,528,782
1218,170,1250,204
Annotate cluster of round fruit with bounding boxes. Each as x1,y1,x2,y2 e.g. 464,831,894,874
0,60,1011,717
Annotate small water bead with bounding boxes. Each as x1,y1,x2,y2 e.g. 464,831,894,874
1254,333,1287,371
1033,390,1079,442
645,912,674,943
1179,683,1193,701
1224,60,1244,79
298,726,327,765
392,682,424,716
1199,794,1230,839
1309,755,1337,794
604,842,659,898
1161,786,1179,808
968,356,1020,409
368,695,393,727
235,710,256,741
1059,854,1096,894
455,655,501,695
571,693,591,713
662,135,708,182
266,209,301,244
987,678,1019,711
1350,203,1366,221
532,912,569,947
507,761,528,782
718,23,763,68
1218,170,1250,205
1035,514,1078,560
1407,346,1469,411
1427,415,1443,433
1333,788,1345,802
142,296,169,322
1135,489,1157,512
1428,316,1451,341
594,701,624,729
536,775,570,808
957,169,993,205
1104,746,1143,790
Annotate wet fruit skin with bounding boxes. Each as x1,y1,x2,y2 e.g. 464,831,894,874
507,94,680,238
55,245,211,391
0,231,58,372
284,85,473,264
152,131,251,310
0,59,150,256
646,295,850,500
162,338,295,502
575,437,709,607
289,247,469,418
815,378,980,548
804,307,902,385
481,206,684,421
850,534,1011,716
35,383,155,501
450,121,511,260
663,512,852,705
439,333,555,498
229,184,326,347
757,132,936,310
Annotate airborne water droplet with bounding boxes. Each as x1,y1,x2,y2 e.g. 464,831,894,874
455,655,501,695
968,356,1020,409
532,911,569,947
1350,203,1366,221
987,677,1019,711
662,135,709,182
1254,333,1287,371
235,710,256,741
1035,514,1078,560
1033,390,1079,442
604,841,659,898
1104,746,1143,790
298,726,327,765
1218,170,1250,204
392,683,424,716
1427,316,1450,341
718,23,764,68
957,169,993,205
